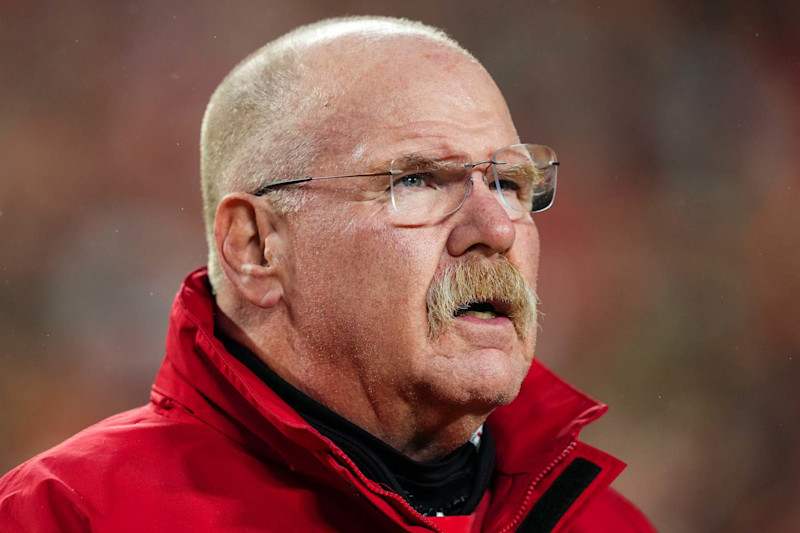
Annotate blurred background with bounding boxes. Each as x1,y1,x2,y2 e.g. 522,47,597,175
1,1,798,531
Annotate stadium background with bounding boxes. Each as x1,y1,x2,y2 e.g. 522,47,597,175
1,2,798,531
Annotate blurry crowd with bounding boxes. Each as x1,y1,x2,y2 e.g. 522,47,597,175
1,1,798,531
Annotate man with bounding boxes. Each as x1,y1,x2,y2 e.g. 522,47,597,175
0,17,655,532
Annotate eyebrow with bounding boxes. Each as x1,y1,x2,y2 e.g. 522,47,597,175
388,153,467,172
496,162,542,183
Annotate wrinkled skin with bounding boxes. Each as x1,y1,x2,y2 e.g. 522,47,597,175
219,35,541,460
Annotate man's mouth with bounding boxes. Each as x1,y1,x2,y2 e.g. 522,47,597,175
453,301,510,320
426,257,536,339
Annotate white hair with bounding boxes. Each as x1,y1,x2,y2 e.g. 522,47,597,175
200,16,475,291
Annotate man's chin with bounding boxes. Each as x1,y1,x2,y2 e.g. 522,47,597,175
422,347,530,409
462,369,526,408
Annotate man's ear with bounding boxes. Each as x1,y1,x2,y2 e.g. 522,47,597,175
214,193,285,309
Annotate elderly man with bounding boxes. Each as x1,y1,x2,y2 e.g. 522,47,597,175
0,17,654,532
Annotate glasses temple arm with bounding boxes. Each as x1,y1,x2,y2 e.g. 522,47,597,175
251,170,402,196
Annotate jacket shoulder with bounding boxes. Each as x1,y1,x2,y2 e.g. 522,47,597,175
0,460,92,532
0,404,209,531
567,487,657,532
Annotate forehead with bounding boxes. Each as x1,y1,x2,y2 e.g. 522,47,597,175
298,36,519,169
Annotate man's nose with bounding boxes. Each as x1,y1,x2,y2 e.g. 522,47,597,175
445,170,516,257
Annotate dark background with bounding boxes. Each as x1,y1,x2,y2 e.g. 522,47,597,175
2,2,798,531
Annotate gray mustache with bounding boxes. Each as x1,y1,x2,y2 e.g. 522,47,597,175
426,257,537,339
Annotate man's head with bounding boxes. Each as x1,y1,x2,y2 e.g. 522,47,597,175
202,17,545,458
200,17,474,288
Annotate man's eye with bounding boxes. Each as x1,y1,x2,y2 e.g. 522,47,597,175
397,173,431,188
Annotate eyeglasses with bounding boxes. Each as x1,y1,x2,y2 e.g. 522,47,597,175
251,143,558,223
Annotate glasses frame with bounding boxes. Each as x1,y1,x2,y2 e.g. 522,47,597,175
250,143,558,216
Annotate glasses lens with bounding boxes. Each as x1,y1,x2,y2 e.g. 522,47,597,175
493,144,558,213
389,153,471,221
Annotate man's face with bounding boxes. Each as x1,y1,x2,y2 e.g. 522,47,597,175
281,39,540,415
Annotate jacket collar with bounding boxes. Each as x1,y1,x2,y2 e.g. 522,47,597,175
153,268,609,476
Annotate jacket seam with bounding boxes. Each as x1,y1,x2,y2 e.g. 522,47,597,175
149,387,291,468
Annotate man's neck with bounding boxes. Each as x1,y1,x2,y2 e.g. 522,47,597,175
214,307,493,461
220,334,495,516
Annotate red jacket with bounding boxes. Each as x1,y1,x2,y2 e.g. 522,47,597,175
0,269,655,532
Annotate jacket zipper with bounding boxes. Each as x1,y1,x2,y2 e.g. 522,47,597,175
496,440,578,533
329,447,446,533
